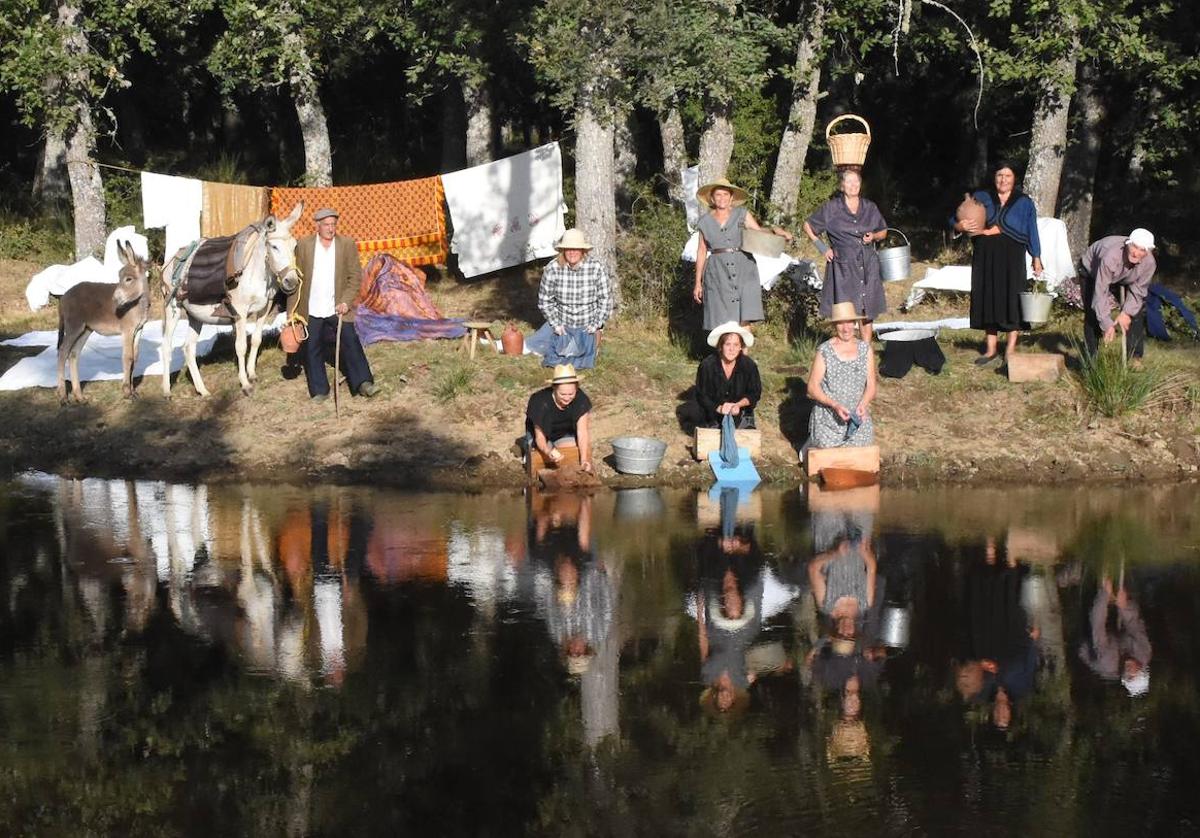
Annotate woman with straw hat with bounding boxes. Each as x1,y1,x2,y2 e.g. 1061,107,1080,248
683,321,762,430
525,228,612,368
806,302,877,449
524,363,594,473
693,178,792,330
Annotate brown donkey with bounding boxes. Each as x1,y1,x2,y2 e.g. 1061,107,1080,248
56,241,152,402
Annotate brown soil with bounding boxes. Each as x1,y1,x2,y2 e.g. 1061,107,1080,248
1,256,1197,489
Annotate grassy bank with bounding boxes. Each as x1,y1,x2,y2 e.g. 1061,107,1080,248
0,252,1197,489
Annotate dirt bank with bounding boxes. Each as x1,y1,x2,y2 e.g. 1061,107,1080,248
1,256,1197,489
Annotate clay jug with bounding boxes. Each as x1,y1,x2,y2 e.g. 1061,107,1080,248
501,323,524,355
956,192,987,231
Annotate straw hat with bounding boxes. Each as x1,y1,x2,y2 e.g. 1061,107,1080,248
827,302,867,324
547,364,580,385
697,178,749,208
706,321,755,349
555,228,593,250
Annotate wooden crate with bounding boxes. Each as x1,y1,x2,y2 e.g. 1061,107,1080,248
527,443,580,481
694,427,762,461
1007,353,1065,383
804,445,880,478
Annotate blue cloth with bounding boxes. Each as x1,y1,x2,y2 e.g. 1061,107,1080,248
844,409,862,441
527,323,599,369
708,449,760,484
950,190,1041,258
1145,283,1199,341
719,412,739,469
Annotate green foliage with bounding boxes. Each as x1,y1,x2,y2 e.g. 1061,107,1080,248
615,185,691,321
727,86,782,204
523,0,635,118
102,170,142,229
0,213,73,262
194,153,251,186
1073,340,1190,418
434,365,475,402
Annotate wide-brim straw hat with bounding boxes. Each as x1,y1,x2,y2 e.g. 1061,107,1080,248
547,363,581,385
555,228,593,250
697,178,749,208
706,320,755,349
827,302,867,324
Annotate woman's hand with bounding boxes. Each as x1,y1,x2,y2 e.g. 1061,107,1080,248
855,400,870,420
548,447,564,463
728,402,741,416
959,217,978,235
693,282,703,304
834,403,851,422
1032,257,1044,276
824,248,835,263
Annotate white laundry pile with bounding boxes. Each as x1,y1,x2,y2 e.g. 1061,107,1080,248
903,217,1077,310
682,165,701,231
441,142,568,278
681,231,799,292
0,314,284,391
25,226,150,311
141,171,203,259
874,317,971,333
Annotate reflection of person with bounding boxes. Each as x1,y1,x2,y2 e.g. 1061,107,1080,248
803,169,888,342
1080,230,1157,360
808,533,876,642
955,537,1039,730
525,228,612,369
546,553,613,676
826,674,871,761
806,302,877,449
684,321,762,430
524,364,594,473
693,178,792,329
292,207,378,400
952,162,1043,365
1078,575,1152,697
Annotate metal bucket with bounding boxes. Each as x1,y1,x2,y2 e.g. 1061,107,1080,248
881,605,912,649
877,228,911,282
610,437,668,476
614,488,666,520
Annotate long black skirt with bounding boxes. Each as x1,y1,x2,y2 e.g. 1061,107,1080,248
970,233,1025,332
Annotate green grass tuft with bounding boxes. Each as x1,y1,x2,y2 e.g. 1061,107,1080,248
1074,340,1190,418
433,366,474,403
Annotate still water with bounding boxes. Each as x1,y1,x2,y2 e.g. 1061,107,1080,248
1,474,1198,835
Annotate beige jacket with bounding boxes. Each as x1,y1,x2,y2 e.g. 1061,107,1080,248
291,234,362,322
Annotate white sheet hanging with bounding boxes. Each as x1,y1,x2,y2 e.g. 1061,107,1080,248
441,143,567,278
141,171,202,259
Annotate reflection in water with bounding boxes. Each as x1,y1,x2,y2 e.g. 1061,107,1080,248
2,475,1199,833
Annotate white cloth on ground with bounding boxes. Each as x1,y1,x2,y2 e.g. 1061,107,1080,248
682,165,701,231
681,231,797,291
0,314,284,391
442,142,567,278
25,226,150,311
141,171,203,259
874,317,971,332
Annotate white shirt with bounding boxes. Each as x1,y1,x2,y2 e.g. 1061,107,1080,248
309,238,337,318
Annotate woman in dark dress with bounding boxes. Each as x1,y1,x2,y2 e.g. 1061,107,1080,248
804,169,889,343
953,162,1044,365
686,321,762,429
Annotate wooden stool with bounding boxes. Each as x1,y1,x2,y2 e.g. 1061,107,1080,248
461,321,500,360
527,442,580,482
694,427,762,461
1007,353,1065,383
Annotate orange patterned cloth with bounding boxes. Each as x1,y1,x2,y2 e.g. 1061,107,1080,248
270,176,447,267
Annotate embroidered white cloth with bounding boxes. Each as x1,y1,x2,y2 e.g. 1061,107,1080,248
141,171,203,259
681,231,798,291
682,165,701,231
0,314,284,391
441,143,567,278
24,226,150,311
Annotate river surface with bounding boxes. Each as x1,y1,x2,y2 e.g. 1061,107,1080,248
1,474,1198,835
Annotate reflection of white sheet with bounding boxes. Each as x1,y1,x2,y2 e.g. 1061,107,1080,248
682,165,700,231
446,523,516,606
442,143,567,278
25,226,150,311
683,567,799,622
681,231,797,291
0,314,282,391
141,171,202,259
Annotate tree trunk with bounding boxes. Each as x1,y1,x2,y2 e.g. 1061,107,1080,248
697,100,734,187
33,130,70,207
614,111,637,207
1059,60,1106,261
56,4,106,260
658,105,687,205
440,86,466,171
575,102,620,312
1024,38,1078,216
463,75,494,166
768,0,827,221
283,29,332,187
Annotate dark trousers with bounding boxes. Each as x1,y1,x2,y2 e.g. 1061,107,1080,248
1082,275,1145,358
302,315,373,396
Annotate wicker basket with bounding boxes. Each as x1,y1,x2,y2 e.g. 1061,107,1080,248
825,114,872,167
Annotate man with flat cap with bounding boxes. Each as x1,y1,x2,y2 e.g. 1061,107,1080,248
1080,228,1158,360
291,207,378,400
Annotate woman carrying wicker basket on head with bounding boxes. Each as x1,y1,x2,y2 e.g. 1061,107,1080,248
693,178,793,331
804,168,889,344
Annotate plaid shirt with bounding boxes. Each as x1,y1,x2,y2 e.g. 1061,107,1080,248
538,255,612,330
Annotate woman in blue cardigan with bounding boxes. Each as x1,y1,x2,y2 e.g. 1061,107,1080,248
953,162,1044,365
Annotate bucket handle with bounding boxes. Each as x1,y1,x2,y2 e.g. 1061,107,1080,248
825,113,871,141
877,227,910,249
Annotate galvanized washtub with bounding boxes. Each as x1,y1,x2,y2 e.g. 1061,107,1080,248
610,437,668,476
